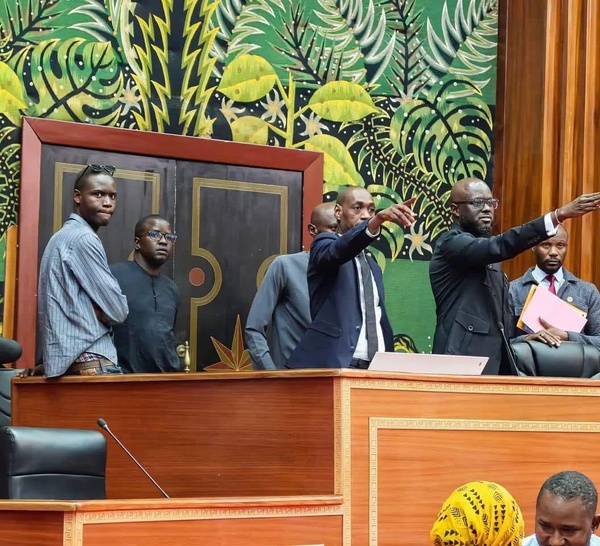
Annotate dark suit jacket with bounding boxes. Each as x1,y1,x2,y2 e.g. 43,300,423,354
429,217,549,374
287,221,393,368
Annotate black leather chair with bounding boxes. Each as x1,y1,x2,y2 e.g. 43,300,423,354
0,368,20,427
0,426,107,499
511,340,600,378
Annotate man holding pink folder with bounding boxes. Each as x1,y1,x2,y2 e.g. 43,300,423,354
510,225,600,349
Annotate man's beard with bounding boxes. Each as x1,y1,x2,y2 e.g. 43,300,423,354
460,216,493,238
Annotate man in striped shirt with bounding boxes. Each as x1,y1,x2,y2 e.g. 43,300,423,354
37,164,128,377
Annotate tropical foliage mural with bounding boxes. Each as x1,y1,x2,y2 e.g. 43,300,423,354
0,0,497,352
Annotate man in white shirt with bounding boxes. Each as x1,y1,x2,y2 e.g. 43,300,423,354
523,471,600,546
286,186,415,369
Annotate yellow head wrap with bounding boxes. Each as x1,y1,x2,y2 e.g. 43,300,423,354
430,481,524,546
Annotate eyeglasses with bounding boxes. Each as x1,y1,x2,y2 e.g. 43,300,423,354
146,230,177,243
74,164,116,188
451,198,499,210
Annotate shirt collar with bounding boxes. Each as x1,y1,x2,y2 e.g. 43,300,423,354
532,265,564,284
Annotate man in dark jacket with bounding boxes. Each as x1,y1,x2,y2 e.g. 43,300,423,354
429,177,600,374
287,186,415,369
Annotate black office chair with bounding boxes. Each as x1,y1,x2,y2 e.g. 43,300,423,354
0,368,20,427
0,426,107,499
511,340,600,378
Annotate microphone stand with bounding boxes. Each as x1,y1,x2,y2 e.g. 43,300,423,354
97,418,169,498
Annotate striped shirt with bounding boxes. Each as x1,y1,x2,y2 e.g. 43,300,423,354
37,214,128,377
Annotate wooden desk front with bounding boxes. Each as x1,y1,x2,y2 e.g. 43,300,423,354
0,496,343,545
12,370,600,545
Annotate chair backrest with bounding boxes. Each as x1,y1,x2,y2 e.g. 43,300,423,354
0,426,107,500
511,340,600,377
0,368,20,427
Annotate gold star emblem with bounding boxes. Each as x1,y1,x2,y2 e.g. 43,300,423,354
204,315,253,372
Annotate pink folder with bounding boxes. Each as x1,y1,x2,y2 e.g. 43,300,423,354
520,285,587,334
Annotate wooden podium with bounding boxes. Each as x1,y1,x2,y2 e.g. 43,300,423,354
11,370,600,545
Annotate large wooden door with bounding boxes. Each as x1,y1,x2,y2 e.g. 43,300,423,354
16,118,322,370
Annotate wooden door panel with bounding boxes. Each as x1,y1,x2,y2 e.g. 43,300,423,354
175,161,303,370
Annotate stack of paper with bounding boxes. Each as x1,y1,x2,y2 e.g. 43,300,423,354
518,285,587,334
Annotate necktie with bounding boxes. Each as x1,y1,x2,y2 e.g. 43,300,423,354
545,274,557,295
358,252,378,360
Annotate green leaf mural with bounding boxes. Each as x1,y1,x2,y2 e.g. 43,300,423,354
304,134,365,189
218,54,277,102
423,0,498,101
0,0,113,46
10,38,122,125
230,116,269,144
0,62,26,125
389,77,492,185
309,81,379,122
225,0,367,88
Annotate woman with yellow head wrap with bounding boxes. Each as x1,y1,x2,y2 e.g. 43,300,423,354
430,481,524,546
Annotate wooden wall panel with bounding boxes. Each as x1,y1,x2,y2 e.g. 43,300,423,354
496,0,600,285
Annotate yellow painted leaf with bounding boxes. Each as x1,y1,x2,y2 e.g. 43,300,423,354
304,134,364,187
309,81,378,122
230,116,269,145
0,62,26,118
218,54,277,102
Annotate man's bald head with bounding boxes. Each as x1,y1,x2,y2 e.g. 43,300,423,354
308,202,337,237
450,177,495,237
450,178,489,203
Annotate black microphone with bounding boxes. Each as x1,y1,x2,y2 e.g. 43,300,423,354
97,418,169,498
498,322,520,376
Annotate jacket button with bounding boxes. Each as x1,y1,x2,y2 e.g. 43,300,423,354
350,346,355,352
468,325,474,331
355,326,360,332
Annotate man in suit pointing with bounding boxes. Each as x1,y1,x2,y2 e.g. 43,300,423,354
287,186,415,369
429,177,600,374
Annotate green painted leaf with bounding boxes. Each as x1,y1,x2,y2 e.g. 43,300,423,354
0,0,113,45
309,81,378,122
224,0,366,88
10,38,122,126
304,134,364,187
390,77,492,184
366,184,408,261
218,54,277,102
0,62,26,125
230,116,269,145
368,247,387,273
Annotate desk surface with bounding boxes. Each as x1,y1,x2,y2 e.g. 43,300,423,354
0,494,343,512
13,368,600,386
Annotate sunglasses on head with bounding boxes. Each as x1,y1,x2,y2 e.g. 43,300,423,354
74,164,116,189
87,164,116,176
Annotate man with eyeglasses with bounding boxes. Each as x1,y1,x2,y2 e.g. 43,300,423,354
110,215,180,373
37,164,128,377
429,177,600,374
